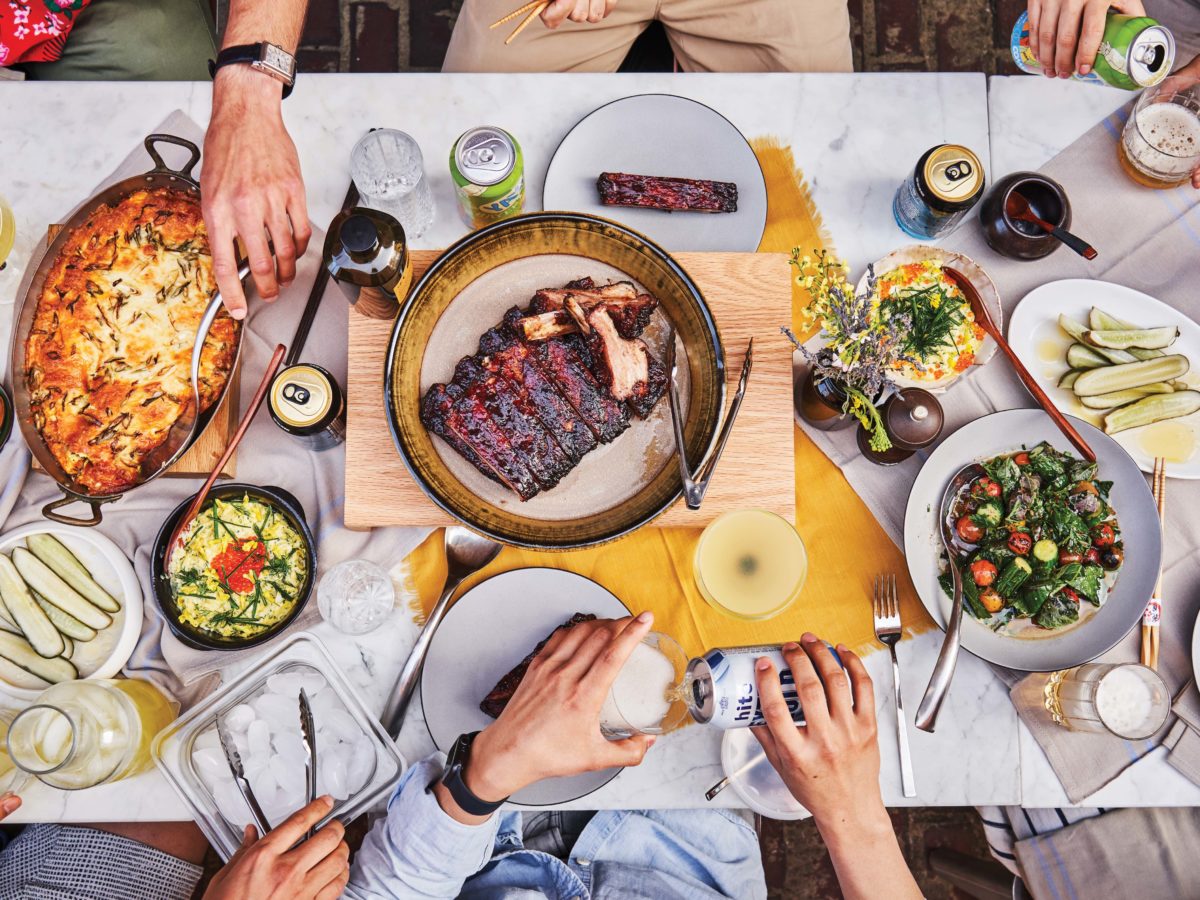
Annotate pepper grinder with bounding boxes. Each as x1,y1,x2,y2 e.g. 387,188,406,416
857,387,945,465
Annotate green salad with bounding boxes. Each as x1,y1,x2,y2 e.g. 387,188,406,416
939,442,1124,636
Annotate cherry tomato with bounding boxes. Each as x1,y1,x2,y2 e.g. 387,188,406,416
1014,452,1031,466
1060,587,1082,606
1083,547,1101,566
1058,551,1082,566
957,516,984,543
974,477,1002,499
1092,523,1116,549
969,559,998,587
1007,532,1032,556
979,587,1005,613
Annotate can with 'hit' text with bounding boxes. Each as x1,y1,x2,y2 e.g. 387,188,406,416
450,126,525,229
268,363,346,450
685,643,845,729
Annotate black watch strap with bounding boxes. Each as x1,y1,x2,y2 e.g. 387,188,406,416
440,732,508,816
209,42,296,99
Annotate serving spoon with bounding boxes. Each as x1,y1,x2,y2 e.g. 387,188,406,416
382,527,502,739
1005,192,1097,260
915,462,985,732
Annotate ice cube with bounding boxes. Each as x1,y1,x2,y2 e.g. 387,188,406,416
247,719,272,761
345,737,375,794
272,753,308,803
318,754,350,801
318,708,362,745
250,767,282,808
251,692,297,731
309,686,342,719
225,704,256,733
267,672,305,697
272,732,309,769
213,780,254,832
193,747,230,782
194,728,220,752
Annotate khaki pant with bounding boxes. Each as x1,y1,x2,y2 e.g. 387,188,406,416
444,0,853,73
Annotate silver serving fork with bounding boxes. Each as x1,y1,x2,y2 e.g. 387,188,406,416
666,333,753,510
299,688,318,840
872,574,917,798
217,716,273,837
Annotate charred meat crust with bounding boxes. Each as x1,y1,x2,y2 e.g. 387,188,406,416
597,172,738,213
480,613,597,718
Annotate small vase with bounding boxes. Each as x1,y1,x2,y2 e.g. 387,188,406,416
795,368,855,432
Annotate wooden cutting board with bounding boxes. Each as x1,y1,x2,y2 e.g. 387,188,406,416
31,225,238,479
344,251,795,530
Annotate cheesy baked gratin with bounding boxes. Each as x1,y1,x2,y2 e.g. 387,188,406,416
25,187,238,495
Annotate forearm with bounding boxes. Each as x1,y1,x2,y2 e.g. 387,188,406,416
221,0,308,52
816,805,923,900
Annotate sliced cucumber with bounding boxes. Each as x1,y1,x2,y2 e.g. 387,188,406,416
0,630,77,684
0,654,51,690
26,533,120,613
1058,369,1084,390
1079,389,1164,410
1073,355,1191,397
12,549,112,631
0,589,16,631
1066,343,1110,370
1083,327,1179,351
1104,391,1200,434
61,634,74,659
33,590,97,642
1058,316,1138,364
0,554,64,659
1089,307,1165,361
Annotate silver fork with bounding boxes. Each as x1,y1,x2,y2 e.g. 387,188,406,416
873,574,916,798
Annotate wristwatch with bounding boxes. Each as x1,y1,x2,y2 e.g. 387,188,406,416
440,731,508,816
209,42,296,98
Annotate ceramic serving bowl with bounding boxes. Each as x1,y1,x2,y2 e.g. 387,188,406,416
385,211,726,549
151,483,316,651
979,172,1071,261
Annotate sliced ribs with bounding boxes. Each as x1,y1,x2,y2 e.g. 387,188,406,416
597,172,738,214
568,303,669,420
515,292,659,342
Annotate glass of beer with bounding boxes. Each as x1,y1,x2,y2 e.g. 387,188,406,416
1118,80,1200,188
694,510,808,620
1043,663,1170,739
599,631,690,739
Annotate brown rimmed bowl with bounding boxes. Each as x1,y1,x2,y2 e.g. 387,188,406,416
384,211,725,549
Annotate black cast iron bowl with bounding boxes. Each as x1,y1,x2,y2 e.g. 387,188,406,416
151,483,316,651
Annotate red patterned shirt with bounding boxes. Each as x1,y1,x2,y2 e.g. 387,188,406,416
0,0,92,66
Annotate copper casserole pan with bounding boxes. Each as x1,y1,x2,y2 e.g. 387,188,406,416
8,134,245,527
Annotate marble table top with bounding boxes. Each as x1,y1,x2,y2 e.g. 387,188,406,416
0,72,1195,823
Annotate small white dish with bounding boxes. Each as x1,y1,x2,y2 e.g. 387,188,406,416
719,728,808,820
0,522,141,701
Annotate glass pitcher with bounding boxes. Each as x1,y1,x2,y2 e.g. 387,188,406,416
5,679,178,790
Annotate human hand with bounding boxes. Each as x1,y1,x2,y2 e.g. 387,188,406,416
751,634,887,840
464,612,657,805
1026,0,1145,79
0,792,19,820
202,797,349,900
202,67,312,320
1158,54,1200,189
541,0,618,29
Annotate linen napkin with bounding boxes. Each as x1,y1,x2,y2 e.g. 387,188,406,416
795,101,1200,801
0,110,430,707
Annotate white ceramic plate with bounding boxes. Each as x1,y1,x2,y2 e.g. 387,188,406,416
1192,609,1200,690
420,568,630,806
0,523,142,701
1007,279,1200,479
854,245,1002,393
720,728,808,820
904,409,1161,672
542,94,768,252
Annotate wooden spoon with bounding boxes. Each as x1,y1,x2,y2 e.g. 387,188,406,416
165,344,288,565
944,267,1096,463
1005,192,1097,260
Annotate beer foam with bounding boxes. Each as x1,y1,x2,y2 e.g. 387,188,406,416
1134,103,1200,157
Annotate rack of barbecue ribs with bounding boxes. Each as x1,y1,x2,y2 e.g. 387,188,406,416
480,613,596,718
597,172,738,214
420,277,670,501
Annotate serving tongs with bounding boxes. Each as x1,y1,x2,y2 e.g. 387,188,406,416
665,333,753,510
299,688,318,840
217,716,272,838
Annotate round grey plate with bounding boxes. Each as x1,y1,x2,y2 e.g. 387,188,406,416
904,409,1162,672
543,94,768,252
420,568,631,805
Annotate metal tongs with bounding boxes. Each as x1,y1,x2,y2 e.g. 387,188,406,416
665,332,754,510
299,688,318,839
217,716,272,838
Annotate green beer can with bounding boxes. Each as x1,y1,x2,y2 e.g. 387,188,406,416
450,126,525,229
1011,11,1174,89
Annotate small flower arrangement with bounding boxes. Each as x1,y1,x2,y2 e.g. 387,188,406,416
784,248,903,452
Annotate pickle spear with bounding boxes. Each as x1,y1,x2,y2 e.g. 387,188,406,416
1073,355,1190,397
1104,391,1200,434
1079,386,1174,410
1089,308,1165,361
1083,327,1180,351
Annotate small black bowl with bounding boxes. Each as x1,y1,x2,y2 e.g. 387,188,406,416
979,171,1072,261
152,483,316,651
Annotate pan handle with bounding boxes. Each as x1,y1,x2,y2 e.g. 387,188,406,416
145,134,202,181
42,494,104,527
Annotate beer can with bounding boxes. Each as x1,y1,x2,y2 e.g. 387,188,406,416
1010,11,1174,90
893,144,984,241
450,126,525,230
324,208,413,320
685,643,845,729
268,363,346,450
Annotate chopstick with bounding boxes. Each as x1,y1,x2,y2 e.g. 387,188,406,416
489,0,549,44
1140,456,1166,670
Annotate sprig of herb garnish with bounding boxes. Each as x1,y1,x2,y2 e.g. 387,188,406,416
882,281,966,363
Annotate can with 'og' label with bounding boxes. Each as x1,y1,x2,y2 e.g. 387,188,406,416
893,143,984,241
450,126,525,229
685,643,845,729
268,364,346,450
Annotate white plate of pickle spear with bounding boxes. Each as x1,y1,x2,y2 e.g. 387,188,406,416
0,523,141,700
1009,279,1200,479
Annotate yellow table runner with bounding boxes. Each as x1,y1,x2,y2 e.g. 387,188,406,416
408,138,934,657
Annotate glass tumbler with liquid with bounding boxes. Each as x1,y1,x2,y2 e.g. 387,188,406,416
350,129,435,239
1119,80,1200,188
6,679,178,790
1043,663,1169,739
0,195,15,270
599,632,690,739
694,510,808,620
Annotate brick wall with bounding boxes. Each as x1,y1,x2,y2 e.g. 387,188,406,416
216,0,1024,74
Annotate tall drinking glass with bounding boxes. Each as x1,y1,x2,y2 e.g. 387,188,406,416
1043,663,1169,739
1118,80,1200,189
599,632,690,739
350,129,435,239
